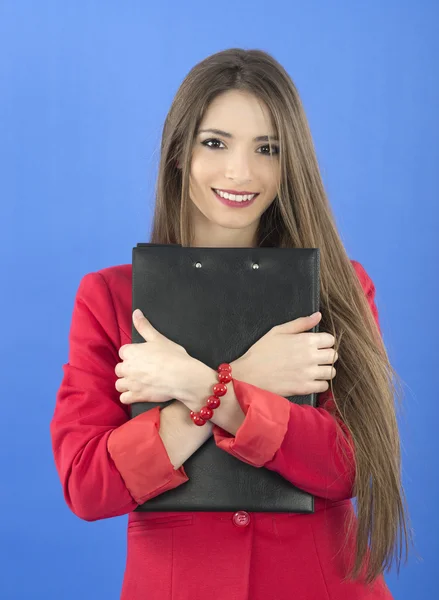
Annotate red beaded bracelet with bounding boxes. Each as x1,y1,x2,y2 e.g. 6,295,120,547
189,363,232,426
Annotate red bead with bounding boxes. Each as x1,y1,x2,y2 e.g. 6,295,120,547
212,383,227,397
207,396,221,409
192,413,207,426
199,406,213,420
190,363,232,426
218,371,232,383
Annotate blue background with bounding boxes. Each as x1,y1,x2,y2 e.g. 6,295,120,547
1,1,437,598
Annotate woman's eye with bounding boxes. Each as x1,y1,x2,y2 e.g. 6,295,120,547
202,138,225,149
258,144,280,156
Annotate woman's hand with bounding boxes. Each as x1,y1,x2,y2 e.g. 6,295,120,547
233,312,338,397
115,309,197,405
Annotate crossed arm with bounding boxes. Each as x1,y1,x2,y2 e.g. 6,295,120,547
50,262,376,521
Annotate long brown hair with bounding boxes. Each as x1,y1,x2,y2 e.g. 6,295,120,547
149,48,414,583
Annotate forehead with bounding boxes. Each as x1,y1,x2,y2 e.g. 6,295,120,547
199,89,275,136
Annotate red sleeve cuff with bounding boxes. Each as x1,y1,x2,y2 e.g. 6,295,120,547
212,378,291,467
107,406,189,504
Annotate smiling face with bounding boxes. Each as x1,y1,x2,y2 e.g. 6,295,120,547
188,89,281,247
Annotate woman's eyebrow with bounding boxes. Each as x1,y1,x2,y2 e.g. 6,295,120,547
198,128,279,142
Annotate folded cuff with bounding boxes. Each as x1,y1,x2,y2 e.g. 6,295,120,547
107,407,189,504
212,378,291,467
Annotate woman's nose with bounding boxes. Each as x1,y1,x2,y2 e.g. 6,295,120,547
224,152,252,183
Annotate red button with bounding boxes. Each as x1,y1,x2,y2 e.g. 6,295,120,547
232,511,250,527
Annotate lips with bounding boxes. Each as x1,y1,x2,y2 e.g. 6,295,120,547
212,188,258,208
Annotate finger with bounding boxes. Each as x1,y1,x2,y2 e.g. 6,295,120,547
120,391,133,404
118,344,131,361
315,365,337,380
133,309,161,342
115,377,130,393
314,332,336,349
316,348,338,364
114,361,125,377
276,312,322,334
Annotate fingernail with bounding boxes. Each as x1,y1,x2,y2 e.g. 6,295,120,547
133,309,143,319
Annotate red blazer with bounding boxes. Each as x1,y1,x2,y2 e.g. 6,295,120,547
50,260,394,600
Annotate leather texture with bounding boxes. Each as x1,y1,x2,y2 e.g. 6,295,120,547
131,243,320,513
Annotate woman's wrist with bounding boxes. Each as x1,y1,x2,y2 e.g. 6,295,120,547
175,357,244,411
175,358,247,435
175,359,218,411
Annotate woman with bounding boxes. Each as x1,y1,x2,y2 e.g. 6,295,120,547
50,48,412,599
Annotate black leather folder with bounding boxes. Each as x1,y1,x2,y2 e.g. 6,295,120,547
131,243,320,513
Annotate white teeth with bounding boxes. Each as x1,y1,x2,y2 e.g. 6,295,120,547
214,189,256,202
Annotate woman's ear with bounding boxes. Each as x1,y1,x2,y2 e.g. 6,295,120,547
175,159,181,169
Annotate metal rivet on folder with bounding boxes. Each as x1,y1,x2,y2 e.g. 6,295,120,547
252,263,259,269
195,262,202,268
